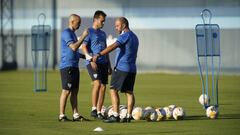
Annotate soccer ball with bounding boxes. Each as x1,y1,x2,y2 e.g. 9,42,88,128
163,107,172,119
144,110,157,122
149,110,158,121
206,106,218,119
119,108,128,120
132,107,143,120
119,105,127,110
142,106,155,120
155,108,166,121
142,107,157,122
199,94,210,106
168,105,177,112
168,105,176,117
144,106,154,111
172,107,185,120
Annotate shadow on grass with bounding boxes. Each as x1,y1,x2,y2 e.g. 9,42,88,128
218,114,240,120
101,130,189,135
185,114,240,121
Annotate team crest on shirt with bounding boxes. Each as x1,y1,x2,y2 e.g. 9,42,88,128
67,83,72,89
93,74,98,79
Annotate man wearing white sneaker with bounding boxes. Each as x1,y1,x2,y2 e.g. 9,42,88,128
92,17,139,123
81,10,112,120
59,14,89,122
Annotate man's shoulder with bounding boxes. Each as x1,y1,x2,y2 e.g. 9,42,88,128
62,28,72,36
129,31,138,40
99,29,106,34
119,31,130,39
88,28,106,38
96,29,106,37
87,28,96,37
62,28,71,33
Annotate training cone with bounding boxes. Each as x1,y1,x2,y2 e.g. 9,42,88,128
93,127,104,132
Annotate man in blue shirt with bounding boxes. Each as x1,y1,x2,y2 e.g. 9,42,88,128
81,10,112,120
59,14,89,122
92,17,139,123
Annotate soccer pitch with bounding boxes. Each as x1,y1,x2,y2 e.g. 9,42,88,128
0,70,239,135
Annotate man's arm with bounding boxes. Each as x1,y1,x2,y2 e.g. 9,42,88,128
92,42,118,62
82,43,98,70
106,54,112,75
81,44,92,61
77,52,86,59
68,29,88,51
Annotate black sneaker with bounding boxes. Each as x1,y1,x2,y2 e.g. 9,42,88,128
73,115,90,122
58,116,71,122
96,113,105,120
103,115,120,123
120,117,131,123
91,110,97,118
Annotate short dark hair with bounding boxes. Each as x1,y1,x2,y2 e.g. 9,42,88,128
118,17,129,28
94,10,107,19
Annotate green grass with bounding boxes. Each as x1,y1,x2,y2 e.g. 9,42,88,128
0,70,240,135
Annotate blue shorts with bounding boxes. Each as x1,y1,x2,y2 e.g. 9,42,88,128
60,67,79,91
86,63,109,84
110,68,136,93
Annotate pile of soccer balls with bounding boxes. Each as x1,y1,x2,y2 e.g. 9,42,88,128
199,94,219,119
101,104,185,122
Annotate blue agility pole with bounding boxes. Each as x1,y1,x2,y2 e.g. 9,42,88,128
31,13,51,92
195,9,221,109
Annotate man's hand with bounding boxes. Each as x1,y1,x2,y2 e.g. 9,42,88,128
108,67,112,75
78,28,89,40
90,62,98,71
82,28,89,38
79,53,86,59
85,53,92,61
92,54,100,63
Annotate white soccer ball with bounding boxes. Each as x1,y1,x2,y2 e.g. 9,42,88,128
155,108,166,121
149,111,158,121
119,108,128,120
163,107,172,119
119,105,127,110
144,110,157,122
168,105,177,112
199,94,210,106
172,107,185,120
144,106,154,110
132,107,143,120
142,106,155,120
206,106,218,119
142,107,157,122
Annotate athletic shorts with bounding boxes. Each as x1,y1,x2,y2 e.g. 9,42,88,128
60,67,79,91
110,68,136,93
86,63,109,84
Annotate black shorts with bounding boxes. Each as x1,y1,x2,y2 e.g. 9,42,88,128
86,63,109,84
60,67,79,91
110,68,136,93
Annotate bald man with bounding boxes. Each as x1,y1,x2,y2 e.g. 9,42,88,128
59,14,89,122
92,17,139,123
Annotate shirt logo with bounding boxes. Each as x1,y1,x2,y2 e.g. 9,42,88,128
67,83,72,89
93,74,98,79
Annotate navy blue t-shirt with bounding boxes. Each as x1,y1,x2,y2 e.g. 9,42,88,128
60,28,82,69
83,27,108,65
115,31,139,73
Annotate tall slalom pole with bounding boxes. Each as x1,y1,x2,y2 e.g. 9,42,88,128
195,9,221,109
31,13,51,92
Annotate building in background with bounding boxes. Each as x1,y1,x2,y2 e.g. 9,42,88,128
0,0,239,74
